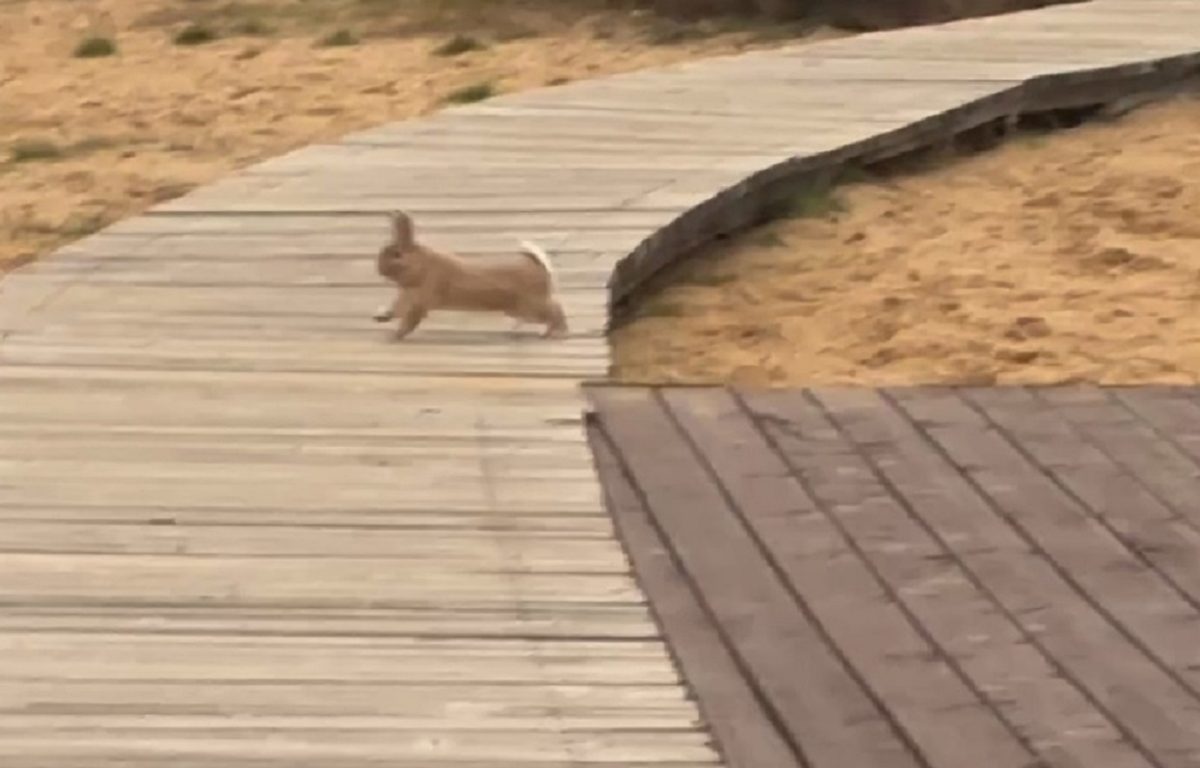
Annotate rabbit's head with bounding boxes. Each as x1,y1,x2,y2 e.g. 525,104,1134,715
375,243,401,280
376,210,418,281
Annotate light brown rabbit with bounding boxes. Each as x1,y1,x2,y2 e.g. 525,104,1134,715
373,210,568,340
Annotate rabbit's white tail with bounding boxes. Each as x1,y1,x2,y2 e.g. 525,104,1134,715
518,239,556,287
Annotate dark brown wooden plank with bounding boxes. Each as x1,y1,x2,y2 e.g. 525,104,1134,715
880,387,1200,767
1111,387,1200,464
1063,387,1200,533
961,387,1200,608
742,387,1158,768
590,387,922,768
586,412,801,768
659,387,1034,768
917,388,1200,693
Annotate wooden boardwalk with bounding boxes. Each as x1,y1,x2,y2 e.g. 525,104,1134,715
0,0,1197,765
589,385,1200,768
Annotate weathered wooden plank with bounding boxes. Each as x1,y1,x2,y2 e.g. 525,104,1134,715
0,487,601,515
0,758,721,768
0,712,704,732
962,388,1200,605
0,358,591,392
0,748,717,768
0,345,610,380
0,434,599,470
744,387,1157,768
0,606,660,640
881,388,1200,764
903,389,1200,691
587,413,802,768
1052,387,1200,533
660,388,1035,768
0,505,615,529
0,729,716,765
0,522,630,570
592,388,923,768
0,554,643,602
0,679,693,712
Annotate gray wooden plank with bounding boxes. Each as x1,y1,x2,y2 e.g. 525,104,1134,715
660,388,1036,768
593,388,924,768
880,387,1200,766
743,387,1164,768
587,414,802,768
963,388,1200,606
1059,387,1200,533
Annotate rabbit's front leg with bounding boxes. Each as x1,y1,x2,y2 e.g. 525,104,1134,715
393,303,427,341
378,293,427,341
373,291,404,323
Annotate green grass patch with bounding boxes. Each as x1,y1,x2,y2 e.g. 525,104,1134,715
642,19,706,46
235,18,272,35
793,187,846,217
174,23,218,45
57,212,110,238
493,24,537,42
433,33,484,56
7,136,120,164
768,180,847,220
317,28,359,46
749,229,786,248
73,36,118,58
13,211,108,238
635,300,688,320
72,136,118,153
9,139,63,163
444,81,496,104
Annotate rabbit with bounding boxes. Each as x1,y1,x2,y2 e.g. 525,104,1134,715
373,210,568,341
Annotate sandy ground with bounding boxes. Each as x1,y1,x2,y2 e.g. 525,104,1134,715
0,0,819,271
612,95,1200,387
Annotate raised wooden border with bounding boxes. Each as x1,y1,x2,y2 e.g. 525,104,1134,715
608,53,1200,318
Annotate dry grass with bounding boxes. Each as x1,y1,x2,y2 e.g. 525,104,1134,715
0,0,827,271
612,95,1200,387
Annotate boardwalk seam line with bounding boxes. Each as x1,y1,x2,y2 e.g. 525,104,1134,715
653,388,933,768
867,387,1170,767
1000,388,1200,598
951,389,1200,684
1106,388,1200,482
591,408,814,768
740,388,1043,762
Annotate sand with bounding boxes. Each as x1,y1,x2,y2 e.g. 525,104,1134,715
612,95,1200,387
0,0,821,271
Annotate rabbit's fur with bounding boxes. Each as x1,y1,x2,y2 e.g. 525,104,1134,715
373,210,568,340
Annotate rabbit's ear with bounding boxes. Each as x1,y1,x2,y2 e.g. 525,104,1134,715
389,210,415,247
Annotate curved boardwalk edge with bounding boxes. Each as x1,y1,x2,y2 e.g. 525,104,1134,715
0,1,1197,766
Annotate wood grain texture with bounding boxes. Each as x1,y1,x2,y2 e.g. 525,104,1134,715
591,385,1200,768
1,1,1198,765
